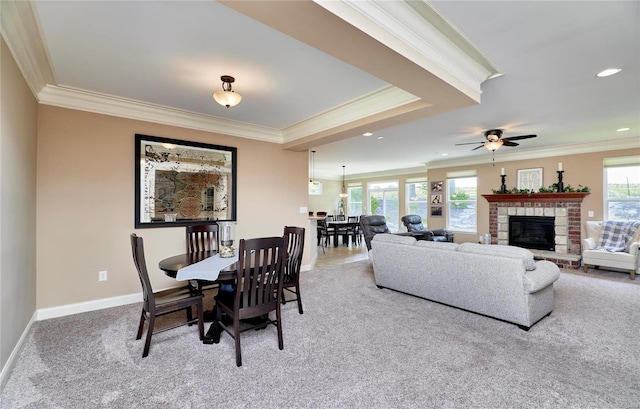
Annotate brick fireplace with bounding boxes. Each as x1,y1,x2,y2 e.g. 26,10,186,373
483,193,590,268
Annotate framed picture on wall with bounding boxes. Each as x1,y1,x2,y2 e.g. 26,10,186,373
430,181,444,192
430,206,443,217
430,194,443,204
517,168,543,191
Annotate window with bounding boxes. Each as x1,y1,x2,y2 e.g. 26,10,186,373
348,185,363,216
447,176,477,232
405,180,428,223
368,181,399,232
604,163,640,221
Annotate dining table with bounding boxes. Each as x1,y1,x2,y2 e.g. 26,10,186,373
326,220,360,247
159,251,239,343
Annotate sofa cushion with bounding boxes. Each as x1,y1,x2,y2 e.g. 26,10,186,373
458,242,536,270
415,241,459,251
371,233,417,246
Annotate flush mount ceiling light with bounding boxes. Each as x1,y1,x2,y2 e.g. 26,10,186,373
213,75,242,108
596,68,622,77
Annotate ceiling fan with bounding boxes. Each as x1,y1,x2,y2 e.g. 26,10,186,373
456,129,537,152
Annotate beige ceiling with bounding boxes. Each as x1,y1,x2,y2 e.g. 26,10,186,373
2,1,638,179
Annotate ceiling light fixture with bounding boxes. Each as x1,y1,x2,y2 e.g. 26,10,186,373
309,150,316,189
596,68,622,78
339,165,348,198
213,75,242,108
617,127,630,132
484,139,504,151
363,132,373,136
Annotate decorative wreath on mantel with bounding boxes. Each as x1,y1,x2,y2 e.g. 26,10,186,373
492,183,591,195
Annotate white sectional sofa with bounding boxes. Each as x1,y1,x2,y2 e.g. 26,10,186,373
371,234,561,330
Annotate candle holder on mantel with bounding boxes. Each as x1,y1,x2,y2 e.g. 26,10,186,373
556,170,565,193
500,174,507,194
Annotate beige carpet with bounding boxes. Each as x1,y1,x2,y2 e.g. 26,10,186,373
1,260,639,408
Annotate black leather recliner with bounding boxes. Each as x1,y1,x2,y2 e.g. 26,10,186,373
401,214,454,243
360,215,391,251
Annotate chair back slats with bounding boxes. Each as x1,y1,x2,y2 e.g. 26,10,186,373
186,224,218,253
235,236,286,315
130,234,154,309
284,226,305,281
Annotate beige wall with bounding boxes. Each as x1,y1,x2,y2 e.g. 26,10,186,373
0,38,38,373
36,106,309,309
308,178,341,215
352,149,640,243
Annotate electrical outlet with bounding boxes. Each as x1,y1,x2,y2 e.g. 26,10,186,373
99,270,108,281
588,211,594,218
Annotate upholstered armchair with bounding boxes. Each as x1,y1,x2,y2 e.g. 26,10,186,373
582,221,640,280
401,214,454,243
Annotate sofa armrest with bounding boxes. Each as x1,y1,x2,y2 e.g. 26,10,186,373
582,237,596,250
629,241,639,256
523,260,560,293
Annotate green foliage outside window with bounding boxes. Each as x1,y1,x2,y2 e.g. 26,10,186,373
449,191,470,209
370,196,380,214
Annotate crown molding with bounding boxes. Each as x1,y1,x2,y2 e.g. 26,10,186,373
314,0,501,103
425,137,640,169
38,85,284,143
0,0,55,97
282,86,421,143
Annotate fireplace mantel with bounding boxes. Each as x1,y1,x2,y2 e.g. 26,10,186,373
482,193,590,203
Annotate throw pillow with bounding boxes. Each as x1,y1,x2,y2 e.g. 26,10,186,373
458,242,536,270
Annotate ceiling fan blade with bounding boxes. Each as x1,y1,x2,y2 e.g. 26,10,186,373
472,144,485,151
503,134,537,142
455,141,484,146
502,141,519,147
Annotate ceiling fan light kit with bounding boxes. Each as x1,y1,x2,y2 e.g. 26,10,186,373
213,75,242,108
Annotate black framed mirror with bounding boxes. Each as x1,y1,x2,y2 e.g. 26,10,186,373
134,134,237,228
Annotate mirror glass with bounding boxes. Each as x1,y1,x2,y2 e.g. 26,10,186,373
135,134,237,228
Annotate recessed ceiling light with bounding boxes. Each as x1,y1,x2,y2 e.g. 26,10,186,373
441,153,449,156
377,136,384,140
363,132,373,136
616,127,630,132
596,68,622,77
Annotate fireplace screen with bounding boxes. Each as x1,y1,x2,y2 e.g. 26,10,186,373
509,216,555,251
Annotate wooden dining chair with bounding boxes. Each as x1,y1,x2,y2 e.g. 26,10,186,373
212,236,287,366
185,224,219,294
282,226,305,314
186,224,218,253
317,218,331,253
130,234,204,358
348,216,362,246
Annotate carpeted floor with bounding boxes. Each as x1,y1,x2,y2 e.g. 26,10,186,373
1,260,639,408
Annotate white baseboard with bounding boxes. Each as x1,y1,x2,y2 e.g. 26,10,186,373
36,292,142,321
0,311,37,392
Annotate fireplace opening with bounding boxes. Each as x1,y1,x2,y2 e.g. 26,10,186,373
509,216,555,251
